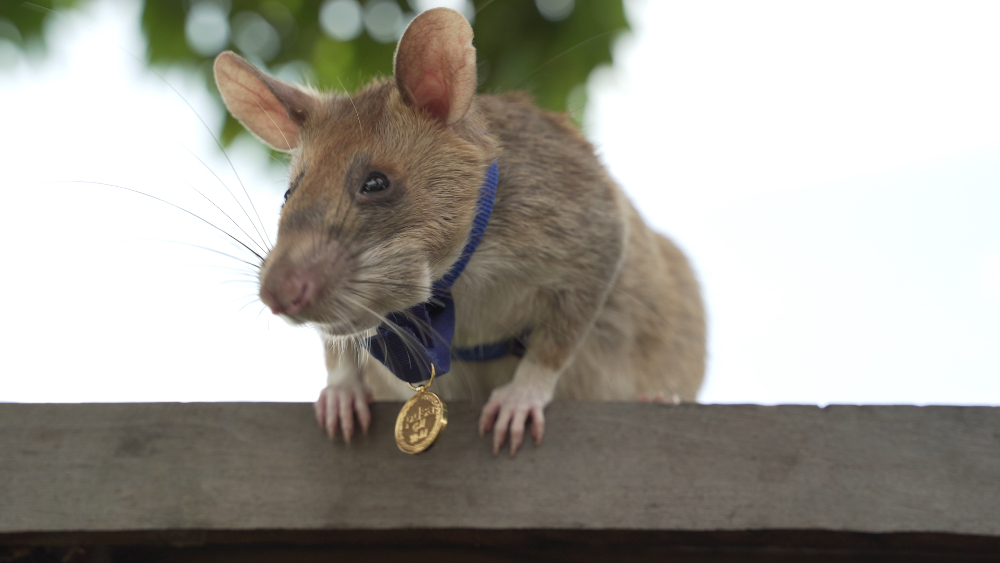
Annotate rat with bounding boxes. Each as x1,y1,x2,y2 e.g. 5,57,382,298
213,7,706,456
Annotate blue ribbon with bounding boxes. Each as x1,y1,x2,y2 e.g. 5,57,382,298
368,161,502,384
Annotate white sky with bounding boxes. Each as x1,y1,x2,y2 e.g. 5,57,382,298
1,0,999,405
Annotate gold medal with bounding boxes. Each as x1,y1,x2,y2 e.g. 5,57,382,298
395,365,448,454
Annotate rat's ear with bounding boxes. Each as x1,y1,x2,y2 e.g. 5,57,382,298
393,8,476,126
213,51,314,151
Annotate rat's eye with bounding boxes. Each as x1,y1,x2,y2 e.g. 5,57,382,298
283,170,304,206
360,172,390,195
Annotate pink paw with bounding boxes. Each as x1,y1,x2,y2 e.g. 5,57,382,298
478,383,550,456
314,382,374,443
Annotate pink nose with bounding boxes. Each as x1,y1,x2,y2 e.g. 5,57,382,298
259,270,319,316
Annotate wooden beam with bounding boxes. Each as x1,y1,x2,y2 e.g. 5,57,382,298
1,403,998,560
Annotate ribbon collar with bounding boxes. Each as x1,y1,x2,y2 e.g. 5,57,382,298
368,161,500,383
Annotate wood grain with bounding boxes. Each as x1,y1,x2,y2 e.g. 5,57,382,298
1,402,998,539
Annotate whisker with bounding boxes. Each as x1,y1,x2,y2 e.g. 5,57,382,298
341,294,434,377
338,77,365,137
475,0,499,14
159,133,271,254
219,279,259,286
171,171,269,256
135,62,273,251
251,96,294,155
145,238,261,269
398,307,452,354
47,180,265,263
26,0,275,251
342,286,455,382
512,30,621,91
238,296,263,312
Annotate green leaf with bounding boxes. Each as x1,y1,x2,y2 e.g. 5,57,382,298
20,0,628,152
1,0,87,55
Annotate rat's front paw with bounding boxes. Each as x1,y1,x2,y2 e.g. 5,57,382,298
314,382,374,443
478,383,551,456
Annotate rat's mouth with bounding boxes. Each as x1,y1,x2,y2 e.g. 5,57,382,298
316,317,382,338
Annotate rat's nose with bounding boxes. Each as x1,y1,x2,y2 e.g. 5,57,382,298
260,269,319,316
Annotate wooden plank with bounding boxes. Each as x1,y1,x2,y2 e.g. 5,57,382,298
1,402,998,540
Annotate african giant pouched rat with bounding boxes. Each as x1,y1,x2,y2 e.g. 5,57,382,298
213,7,705,455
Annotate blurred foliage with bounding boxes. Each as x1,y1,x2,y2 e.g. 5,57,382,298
0,0,84,53
4,0,627,147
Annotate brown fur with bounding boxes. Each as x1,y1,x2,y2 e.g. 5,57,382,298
214,8,706,453
426,93,706,403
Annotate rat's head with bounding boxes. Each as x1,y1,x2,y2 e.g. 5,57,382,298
213,8,491,336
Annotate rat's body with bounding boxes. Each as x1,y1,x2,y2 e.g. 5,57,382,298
360,89,705,404
214,8,705,454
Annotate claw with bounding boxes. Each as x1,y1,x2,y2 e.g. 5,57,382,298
339,391,354,443
314,396,324,429
478,400,501,437
530,407,545,445
492,405,512,455
314,383,373,443
479,383,551,457
355,392,372,435
509,409,528,456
